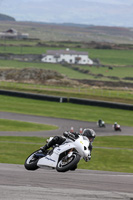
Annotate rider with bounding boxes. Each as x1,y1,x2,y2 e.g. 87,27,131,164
82,128,96,154
98,119,105,127
40,128,96,159
113,122,118,129
98,119,102,126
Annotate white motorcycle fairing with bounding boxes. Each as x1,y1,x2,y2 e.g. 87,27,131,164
37,135,90,169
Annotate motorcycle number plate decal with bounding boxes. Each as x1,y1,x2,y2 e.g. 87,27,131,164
80,141,83,145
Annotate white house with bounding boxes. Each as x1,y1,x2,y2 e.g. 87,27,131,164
0,28,29,39
41,49,93,65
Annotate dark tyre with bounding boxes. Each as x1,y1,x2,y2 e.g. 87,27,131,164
70,164,77,171
56,153,80,172
24,150,40,171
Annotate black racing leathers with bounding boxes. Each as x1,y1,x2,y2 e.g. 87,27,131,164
42,132,93,153
47,136,66,148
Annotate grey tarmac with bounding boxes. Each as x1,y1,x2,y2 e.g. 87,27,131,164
0,164,133,200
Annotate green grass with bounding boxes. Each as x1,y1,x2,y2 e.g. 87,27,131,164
0,119,58,131
0,136,46,143
0,136,47,165
79,65,133,79
78,135,133,172
78,148,133,173
0,39,37,46
0,45,44,54
0,136,133,173
0,95,133,127
86,48,133,65
94,135,133,149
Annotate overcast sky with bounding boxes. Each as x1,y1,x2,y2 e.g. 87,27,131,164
0,0,133,27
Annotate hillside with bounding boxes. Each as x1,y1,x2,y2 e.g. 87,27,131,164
0,13,15,21
0,21,133,44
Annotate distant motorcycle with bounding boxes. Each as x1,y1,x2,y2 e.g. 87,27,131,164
24,134,91,173
97,119,105,128
113,123,121,131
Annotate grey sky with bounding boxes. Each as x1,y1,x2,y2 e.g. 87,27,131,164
0,0,133,27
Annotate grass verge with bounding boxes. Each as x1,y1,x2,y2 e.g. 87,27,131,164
78,148,133,173
0,119,58,131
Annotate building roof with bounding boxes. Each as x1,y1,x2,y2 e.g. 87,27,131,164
46,49,88,56
5,28,18,33
0,28,29,38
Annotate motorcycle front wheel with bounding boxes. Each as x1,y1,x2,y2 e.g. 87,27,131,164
24,150,40,171
56,153,80,172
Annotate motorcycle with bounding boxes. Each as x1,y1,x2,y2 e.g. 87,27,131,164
24,134,91,173
97,120,105,128
113,124,121,131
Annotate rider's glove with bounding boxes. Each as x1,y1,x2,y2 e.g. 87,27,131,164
88,155,91,160
84,155,91,162
63,131,69,137
63,131,78,141
73,132,79,139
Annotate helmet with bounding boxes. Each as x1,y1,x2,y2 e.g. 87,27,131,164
82,128,96,142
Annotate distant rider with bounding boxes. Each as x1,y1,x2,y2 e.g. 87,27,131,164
98,119,102,126
97,119,105,127
113,122,118,129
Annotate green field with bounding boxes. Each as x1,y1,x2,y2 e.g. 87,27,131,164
0,119,58,131
85,48,133,65
79,65,133,79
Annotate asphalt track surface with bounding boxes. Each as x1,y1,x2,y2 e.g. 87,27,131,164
0,111,133,137
0,111,133,200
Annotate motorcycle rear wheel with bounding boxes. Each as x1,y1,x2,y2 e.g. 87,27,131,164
56,153,80,172
24,150,40,170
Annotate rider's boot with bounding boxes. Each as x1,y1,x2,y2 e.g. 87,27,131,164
40,144,49,153
40,137,57,153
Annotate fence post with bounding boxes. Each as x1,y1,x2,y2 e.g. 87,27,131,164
60,97,63,103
